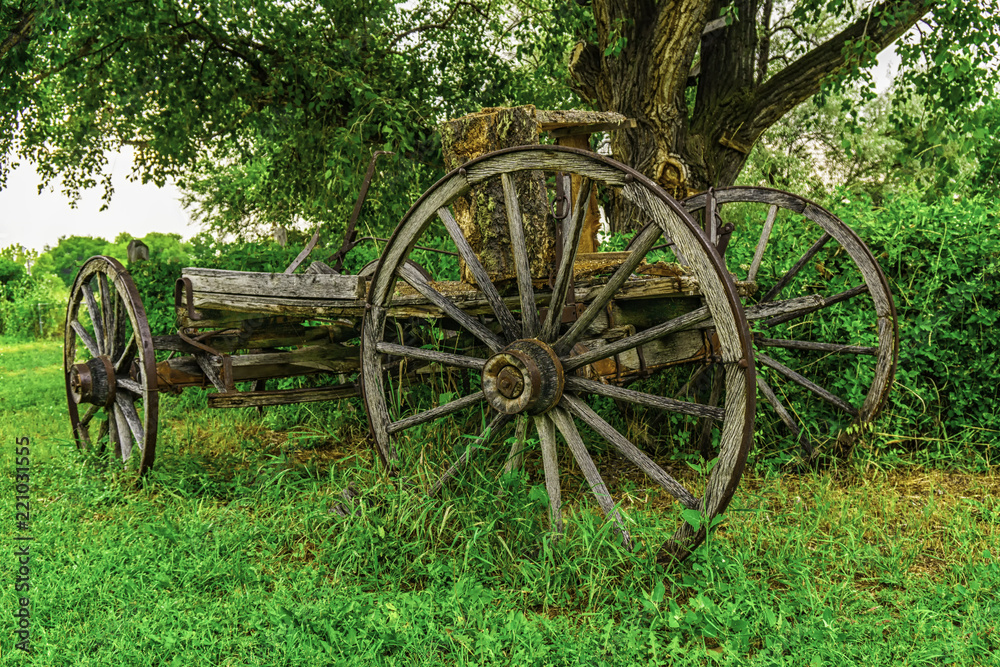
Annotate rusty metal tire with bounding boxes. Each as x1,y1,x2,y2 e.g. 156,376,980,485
65,256,158,475
360,146,756,562
682,187,899,459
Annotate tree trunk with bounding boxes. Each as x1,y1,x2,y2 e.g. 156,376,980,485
570,0,936,231
440,105,557,283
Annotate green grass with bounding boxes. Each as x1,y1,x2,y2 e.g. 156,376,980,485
1,337,999,665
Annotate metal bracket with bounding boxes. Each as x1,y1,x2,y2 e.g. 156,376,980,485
174,277,204,322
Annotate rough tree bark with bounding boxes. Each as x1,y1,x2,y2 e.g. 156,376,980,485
569,0,937,228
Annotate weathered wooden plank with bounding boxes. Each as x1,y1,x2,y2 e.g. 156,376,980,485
152,322,359,354
183,267,365,300
189,292,367,318
207,384,359,408
563,305,710,372
535,108,629,132
157,353,360,389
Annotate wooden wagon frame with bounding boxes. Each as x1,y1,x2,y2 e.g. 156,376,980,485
64,106,898,560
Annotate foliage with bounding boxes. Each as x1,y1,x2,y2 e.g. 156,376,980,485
0,269,67,338
833,191,1000,450
34,235,125,286
1,0,585,239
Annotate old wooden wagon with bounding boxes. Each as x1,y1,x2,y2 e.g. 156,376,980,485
64,106,898,559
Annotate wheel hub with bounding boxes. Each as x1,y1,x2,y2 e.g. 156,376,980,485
69,357,116,407
482,339,564,415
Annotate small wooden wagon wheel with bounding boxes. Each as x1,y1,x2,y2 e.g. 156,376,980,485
64,256,158,474
361,146,756,560
682,188,899,457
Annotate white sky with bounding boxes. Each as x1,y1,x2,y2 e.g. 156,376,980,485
0,51,901,255
0,146,194,253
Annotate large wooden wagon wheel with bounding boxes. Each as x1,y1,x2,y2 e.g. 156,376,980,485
361,146,756,560
64,256,158,474
682,188,898,457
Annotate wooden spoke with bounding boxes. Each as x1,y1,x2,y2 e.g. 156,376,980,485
70,319,100,357
756,352,858,417
555,220,662,354
363,147,757,560
109,287,127,360
112,403,133,463
429,411,511,495
550,407,633,550
694,367,724,459
386,390,485,435
743,294,825,323
114,333,137,374
501,173,540,338
117,377,145,395
79,404,99,427
541,177,593,341
503,415,529,474
533,414,564,537
755,376,800,435
375,341,486,370
397,261,504,353
81,282,106,356
674,363,711,401
562,305,710,373
763,284,869,328
747,204,778,283
439,207,520,342
760,232,832,302
562,394,699,509
755,337,877,356
97,272,112,353
108,412,121,460
115,393,145,446
565,375,726,420
755,375,813,456
706,189,718,246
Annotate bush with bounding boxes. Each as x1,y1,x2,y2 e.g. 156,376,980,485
833,192,1000,448
0,272,68,339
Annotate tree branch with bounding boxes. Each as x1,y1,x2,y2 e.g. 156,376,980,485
0,8,35,60
746,0,938,138
389,1,487,48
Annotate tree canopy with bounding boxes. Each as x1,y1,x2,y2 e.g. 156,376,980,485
2,0,997,235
